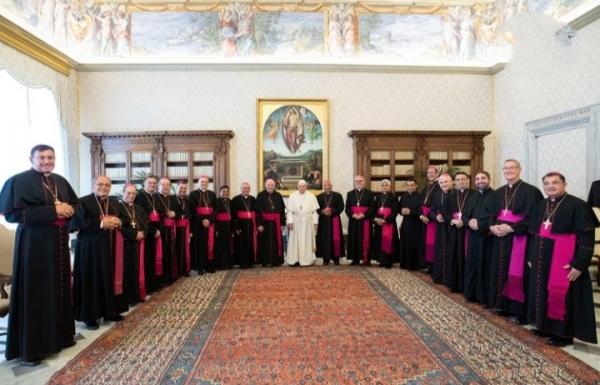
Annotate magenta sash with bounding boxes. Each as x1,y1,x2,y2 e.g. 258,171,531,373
261,212,282,256
377,207,394,254
176,218,191,273
351,206,370,263
155,236,163,276
138,240,146,299
538,224,577,321
114,229,125,295
452,212,469,258
149,210,160,222
216,212,231,221
53,218,67,226
332,215,342,257
498,209,527,303
163,218,177,278
237,211,257,260
421,206,437,263
196,207,215,261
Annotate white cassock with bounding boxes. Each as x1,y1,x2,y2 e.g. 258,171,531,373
286,190,319,266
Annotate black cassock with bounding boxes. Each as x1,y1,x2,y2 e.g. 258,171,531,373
463,188,494,303
418,182,441,268
316,191,345,264
256,190,285,266
215,197,233,270
157,193,180,283
189,189,217,273
232,194,258,268
134,191,165,292
345,189,375,264
485,180,543,316
0,169,78,361
444,189,475,292
588,180,600,207
527,194,598,343
398,191,422,270
429,189,451,285
371,192,398,268
71,195,126,322
174,196,191,275
119,201,149,304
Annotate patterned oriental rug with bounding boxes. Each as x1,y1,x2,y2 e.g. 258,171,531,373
48,268,600,385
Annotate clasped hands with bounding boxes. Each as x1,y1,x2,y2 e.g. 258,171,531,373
100,216,121,230
489,223,514,237
55,202,75,218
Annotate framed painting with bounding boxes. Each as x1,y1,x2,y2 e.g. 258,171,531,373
257,99,329,196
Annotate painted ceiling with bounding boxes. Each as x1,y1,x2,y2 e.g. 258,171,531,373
0,0,593,66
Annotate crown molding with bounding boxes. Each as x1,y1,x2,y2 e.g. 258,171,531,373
0,14,75,76
566,2,600,30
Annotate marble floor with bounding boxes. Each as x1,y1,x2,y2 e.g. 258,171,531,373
1,265,599,385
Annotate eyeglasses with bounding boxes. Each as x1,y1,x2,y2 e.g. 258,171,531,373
503,166,519,170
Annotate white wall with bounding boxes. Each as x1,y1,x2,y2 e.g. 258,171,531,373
495,13,600,197
78,70,494,195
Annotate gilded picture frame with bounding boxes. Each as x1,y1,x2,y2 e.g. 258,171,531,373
257,99,329,197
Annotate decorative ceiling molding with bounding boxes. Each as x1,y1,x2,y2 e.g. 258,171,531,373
0,14,75,76
565,1,600,30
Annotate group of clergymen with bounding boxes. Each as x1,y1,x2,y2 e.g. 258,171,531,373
1,144,599,366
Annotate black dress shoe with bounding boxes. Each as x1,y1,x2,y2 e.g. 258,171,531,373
107,314,124,322
85,320,99,330
547,336,573,347
323,260,330,265
515,317,528,325
531,329,552,338
350,261,359,266
334,259,340,265
21,358,42,366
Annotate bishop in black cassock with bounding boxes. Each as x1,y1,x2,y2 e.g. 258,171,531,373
345,175,374,265
157,178,180,283
316,181,345,265
71,176,126,330
429,173,453,285
527,172,598,346
463,172,494,303
215,186,233,270
256,179,286,267
174,181,192,276
232,183,258,268
0,145,78,364
418,167,442,270
485,160,543,320
371,180,398,268
135,176,165,292
444,173,475,292
189,176,218,274
398,179,422,270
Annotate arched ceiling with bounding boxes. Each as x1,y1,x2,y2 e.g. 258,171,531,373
0,0,597,70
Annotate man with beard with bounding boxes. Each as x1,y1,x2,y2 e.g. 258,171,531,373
527,172,598,346
256,179,286,267
345,175,374,265
464,171,494,303
419,166,441,271
429,173,453,285
71,176,125,330
398,178,422,270
0,144,78,365
232,182,258,268
134,175,164,292
444,172,475,292
316,180,345,265
189,176,217,274
485,159,543,323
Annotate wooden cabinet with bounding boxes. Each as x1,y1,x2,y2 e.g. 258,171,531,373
348,131,490,192
84,131,234,194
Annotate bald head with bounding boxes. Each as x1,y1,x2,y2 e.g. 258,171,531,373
241,182,251,196
159,177,171,195
94,175,112,197
265,178,275,193
323,180,332,193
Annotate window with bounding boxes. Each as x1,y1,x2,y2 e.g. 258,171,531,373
0,70,65,228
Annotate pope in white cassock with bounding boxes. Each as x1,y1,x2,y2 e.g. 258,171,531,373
286,180,320,266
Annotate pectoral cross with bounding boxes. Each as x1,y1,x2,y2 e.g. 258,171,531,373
131,221,136,229
54,199,61,205
457,212,462,220
543,219,551,230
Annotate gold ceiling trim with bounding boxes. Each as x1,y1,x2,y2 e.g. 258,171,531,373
0,15,74,76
